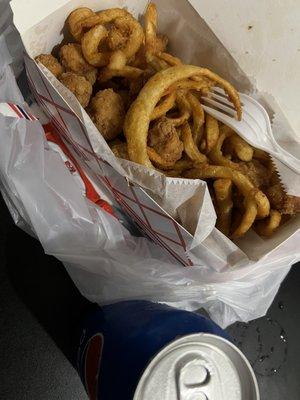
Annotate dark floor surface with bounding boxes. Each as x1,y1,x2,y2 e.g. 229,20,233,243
0,192,299,399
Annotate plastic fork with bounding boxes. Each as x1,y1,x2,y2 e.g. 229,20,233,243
201,88,300,176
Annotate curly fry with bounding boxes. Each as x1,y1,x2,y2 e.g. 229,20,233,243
254,210,282,237
111,16,144,60
227,134,254,162
124,65,242,168
158,52,182,66
151,91,176,121
98,65,143,82
166,78,215,95
144,4,179,70
182,122,207,163
231,198,257,239
79,11,143,67
107,50,127,69
146,54,169,71
147,147,176,170
172,159,195,171
160,159,195,177
162,170,183,177
214,179,233,236
186,92,205,146
67,7,96,41
166,92,191,126
81,24,110,67
203,114,220,153
183,164,270,218
96,8,132,24
144,3,158,57
208,129,239,169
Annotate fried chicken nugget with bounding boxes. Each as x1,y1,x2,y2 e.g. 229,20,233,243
59,72,92,108
265,168,300,215
59,43,97,85
35,54,64,78
147,117,183,169
88,89,125,140
239,160,271,188
110,141,129,160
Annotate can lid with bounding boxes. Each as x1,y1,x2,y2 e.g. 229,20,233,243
134,334,260,400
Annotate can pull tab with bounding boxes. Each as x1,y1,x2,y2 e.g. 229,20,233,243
175,355,210,400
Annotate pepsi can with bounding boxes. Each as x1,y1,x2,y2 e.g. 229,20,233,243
76,301,259,400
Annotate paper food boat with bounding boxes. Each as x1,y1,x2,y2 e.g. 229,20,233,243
11,0,300,269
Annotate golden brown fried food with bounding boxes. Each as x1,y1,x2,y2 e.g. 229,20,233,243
67,7,96,41
214,179,233,236
96,8,132,24
239,160,271,188
166,92,191,127
226,134,254,162
181,122,207,163
107,24,129,51
35,54,64,78
157,52,182,67
99,65,144,83
265,182,300,215
144,3,159,58
147,147,178,170
156,34,168,53
59,72,92,108
81,15,144,67
186,92,205,146
128,69,154,97
88,89,125,140
265,169,300,215
109,16,144,58
117,90,132,111
166,78,216,96
164,159,195,176
44,3,299,240
254,209,282,237
183,164,270,218
231,198,257,239
151,92,176,121
208,128,238,169
68,8,133,42
281,196,300,215
124,65,241,168
144,3,173,68
129,44,148,69
81,24,110,67
148,117,183,167
203,114,220,153
59,43,97,84
110,141,129,160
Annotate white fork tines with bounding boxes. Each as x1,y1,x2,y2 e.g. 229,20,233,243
201,88,300,195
